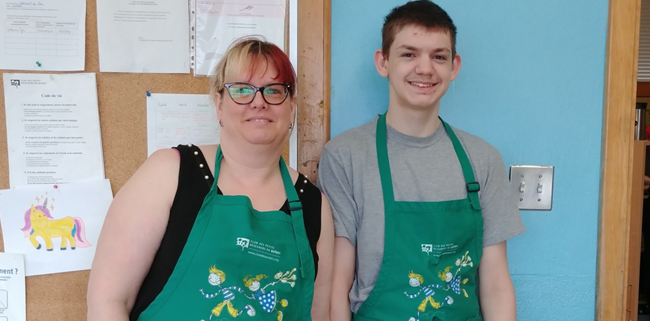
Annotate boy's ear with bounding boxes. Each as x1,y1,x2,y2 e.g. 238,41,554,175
374,49,389,78
450,53,462,81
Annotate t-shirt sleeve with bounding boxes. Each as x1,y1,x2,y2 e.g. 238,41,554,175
316,146,359,246
479,149,526,247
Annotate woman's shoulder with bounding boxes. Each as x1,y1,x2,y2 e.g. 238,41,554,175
294,172,323,210
143,147,181,172
291,168,320,193
195,144,218,155
170,144,218,172
173,144,218,159
287,165,302,185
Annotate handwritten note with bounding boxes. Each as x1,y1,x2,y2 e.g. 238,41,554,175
96,0,189,73
146,93,220,155
194,0,286,76
0,0,86,71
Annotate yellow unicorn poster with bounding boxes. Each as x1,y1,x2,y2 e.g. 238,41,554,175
0,179,112,276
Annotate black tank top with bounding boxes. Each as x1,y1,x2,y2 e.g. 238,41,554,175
129,145,322,320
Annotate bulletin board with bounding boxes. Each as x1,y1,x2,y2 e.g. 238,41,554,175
0,1,290,320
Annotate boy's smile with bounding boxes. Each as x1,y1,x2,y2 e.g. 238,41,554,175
375,25,461,113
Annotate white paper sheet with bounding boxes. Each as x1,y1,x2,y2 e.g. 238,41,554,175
96,0,189,73
0,180,113,276
0,0,86,71
194,0,286,76
3,73,105,188
0,253,25,321
147,93,220,156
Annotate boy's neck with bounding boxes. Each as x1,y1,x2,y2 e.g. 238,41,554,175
385,104,441,138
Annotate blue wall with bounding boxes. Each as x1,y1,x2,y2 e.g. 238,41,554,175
331,1,608,320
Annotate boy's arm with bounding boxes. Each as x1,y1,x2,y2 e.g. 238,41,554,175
478,241,516,321
330,237,356,321
317,146,358,320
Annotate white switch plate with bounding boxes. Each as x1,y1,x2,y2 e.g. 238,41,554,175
509,165,554,210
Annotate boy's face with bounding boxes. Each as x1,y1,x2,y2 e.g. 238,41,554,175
375,25,461,112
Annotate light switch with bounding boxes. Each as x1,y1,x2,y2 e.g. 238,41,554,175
509,165,554,210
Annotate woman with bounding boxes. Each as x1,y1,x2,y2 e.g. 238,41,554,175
87,37,334,321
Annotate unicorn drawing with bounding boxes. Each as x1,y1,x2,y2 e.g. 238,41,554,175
20,198,91,251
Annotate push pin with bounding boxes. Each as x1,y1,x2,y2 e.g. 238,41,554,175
35,61,41,67
53,185,58,189
146,90,151,97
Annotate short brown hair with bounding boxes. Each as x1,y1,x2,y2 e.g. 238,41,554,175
382,0,457,58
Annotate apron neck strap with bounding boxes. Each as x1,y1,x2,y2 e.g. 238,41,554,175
213,146,224,187
279,158,312,279
375,114,481,211
441,120,481,211
214,145,313,278
376,113,396,206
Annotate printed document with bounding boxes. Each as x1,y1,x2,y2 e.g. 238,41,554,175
0,0,86,71
0,253,25,321
194,0,286,76
3,73,104,188
96,0,190,73
147,93,220,155
0,180,112,276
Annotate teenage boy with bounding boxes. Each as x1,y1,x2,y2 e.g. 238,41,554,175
317,1,525,320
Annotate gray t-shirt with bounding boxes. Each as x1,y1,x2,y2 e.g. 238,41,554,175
317,117,525,313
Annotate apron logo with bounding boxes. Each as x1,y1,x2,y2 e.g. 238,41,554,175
236,237,250,250
421,243,460,257
236,238,282,262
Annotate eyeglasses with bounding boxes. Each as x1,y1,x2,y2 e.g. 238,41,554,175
223,82,291,105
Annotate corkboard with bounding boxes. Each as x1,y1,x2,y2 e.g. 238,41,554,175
0,1,290,320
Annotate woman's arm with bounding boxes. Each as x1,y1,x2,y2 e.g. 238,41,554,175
311,193,335,321
87,149,180,321
479,241,517,321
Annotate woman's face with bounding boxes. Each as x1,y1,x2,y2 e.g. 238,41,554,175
215,61,295,148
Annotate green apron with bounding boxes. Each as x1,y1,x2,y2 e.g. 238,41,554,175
138,146,315,321
353,114,484,321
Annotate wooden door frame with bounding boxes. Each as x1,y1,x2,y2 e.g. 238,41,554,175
296,0,331,182
598,0,643,320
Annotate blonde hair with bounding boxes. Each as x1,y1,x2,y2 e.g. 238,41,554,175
209,36,296,101
209,265,226,282
438,266,452,281
408,270,424,284
243,274,269,288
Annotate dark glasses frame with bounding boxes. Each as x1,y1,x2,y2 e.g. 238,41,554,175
223,82,292,105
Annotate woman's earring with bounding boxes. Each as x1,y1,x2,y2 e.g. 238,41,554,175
289,122,294,130
219,119,223,127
